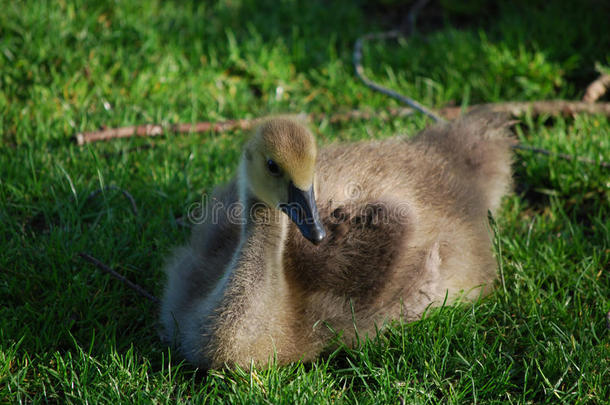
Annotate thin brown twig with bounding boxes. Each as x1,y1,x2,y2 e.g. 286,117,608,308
76,119,252,145
75,102,610,146
75,108,417,145
78,252,160,304
583,74,610,103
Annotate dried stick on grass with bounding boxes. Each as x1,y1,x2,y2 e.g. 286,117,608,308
79,252,160,304
76,119,251,145
75,102,610,146
76,108,417,145
583,74,610,103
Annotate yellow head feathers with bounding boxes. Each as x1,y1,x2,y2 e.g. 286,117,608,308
245,117,318,192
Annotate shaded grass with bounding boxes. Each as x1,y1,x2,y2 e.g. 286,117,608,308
1,0,609,403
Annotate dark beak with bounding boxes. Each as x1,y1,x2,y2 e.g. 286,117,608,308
279,182,326,245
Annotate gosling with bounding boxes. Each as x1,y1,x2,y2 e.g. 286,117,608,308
160,112,514,369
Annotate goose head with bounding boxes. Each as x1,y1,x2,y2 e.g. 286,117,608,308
242,118,326,245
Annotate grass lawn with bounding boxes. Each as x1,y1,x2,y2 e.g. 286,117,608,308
1,0,609,403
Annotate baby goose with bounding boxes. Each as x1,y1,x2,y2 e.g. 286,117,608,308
160,112,514,369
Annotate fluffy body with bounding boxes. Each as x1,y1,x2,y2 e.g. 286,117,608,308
160,112,514,369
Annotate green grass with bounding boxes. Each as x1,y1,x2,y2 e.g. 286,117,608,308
1,0,609,403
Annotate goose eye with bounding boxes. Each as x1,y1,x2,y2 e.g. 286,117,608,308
266,159,281,176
